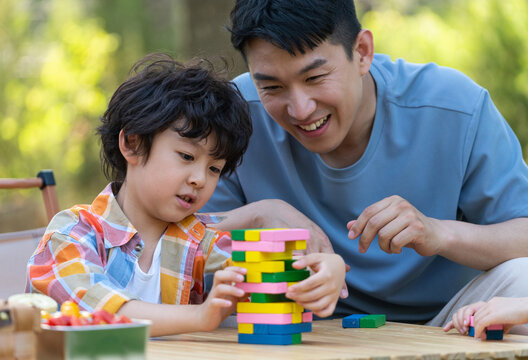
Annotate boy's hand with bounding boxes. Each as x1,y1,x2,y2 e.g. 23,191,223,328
197,266,247,332
285,253,346,318
443,301,486,335
472,297,528,338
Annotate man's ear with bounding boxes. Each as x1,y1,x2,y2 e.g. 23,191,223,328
118,129,141,166
354,29,374,76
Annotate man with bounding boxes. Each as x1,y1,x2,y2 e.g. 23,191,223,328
201,0,528,328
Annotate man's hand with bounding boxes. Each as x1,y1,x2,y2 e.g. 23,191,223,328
347,195,444,256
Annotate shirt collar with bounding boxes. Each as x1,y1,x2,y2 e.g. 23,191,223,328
89,183,138,248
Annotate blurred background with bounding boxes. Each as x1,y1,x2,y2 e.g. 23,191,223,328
1,0,527,232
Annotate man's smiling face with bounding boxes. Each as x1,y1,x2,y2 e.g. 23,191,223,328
246,37,370,157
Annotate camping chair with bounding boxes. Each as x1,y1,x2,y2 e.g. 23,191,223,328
0,170,59,298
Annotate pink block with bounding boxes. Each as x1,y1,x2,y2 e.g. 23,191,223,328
469,315,474,327
302,311,313,322
236,282,288,294
237,313,297,325
487,324,504,331
232,240,285,252
260,229,310,242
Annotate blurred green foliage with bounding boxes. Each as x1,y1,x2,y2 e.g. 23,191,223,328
1,0,527,231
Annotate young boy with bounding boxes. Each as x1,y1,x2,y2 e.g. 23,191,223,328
27,53,346,336
444,297,528,338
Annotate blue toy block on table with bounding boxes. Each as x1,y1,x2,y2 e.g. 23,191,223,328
342,314,367,328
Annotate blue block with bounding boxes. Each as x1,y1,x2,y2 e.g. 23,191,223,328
253,322,312,335
342,314,367,328
238,333,302,345
486,330,503,340
468,326,475,337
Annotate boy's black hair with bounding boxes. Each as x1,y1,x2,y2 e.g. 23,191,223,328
229,0,362,60
97,53,252,182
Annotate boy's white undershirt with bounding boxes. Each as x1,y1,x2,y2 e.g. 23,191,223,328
123,239,162,304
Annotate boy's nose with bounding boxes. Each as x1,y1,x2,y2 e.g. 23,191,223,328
286,88,316,120
188,167,206,188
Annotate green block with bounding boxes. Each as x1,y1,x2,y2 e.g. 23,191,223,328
262,270,310,282
250,293,291,303
231,230,246,240
360,314,386,328
232,251,245,261
283,259,307,271
291,333,302,344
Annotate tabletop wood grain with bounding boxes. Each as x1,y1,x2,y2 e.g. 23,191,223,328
147,319,528,360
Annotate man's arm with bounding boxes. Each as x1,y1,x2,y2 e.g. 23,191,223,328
347,195,528,270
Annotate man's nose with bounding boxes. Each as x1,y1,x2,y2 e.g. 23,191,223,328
286,88,316,120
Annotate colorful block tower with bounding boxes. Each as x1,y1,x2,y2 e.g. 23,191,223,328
231,228,313,345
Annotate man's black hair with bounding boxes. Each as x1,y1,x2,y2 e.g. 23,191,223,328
229,0,362,60
97,53,252,182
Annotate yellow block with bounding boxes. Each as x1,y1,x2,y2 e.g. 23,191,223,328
237,302,304,314
238,323,253,334
245,271,262,283
292,312,302,323
245,250,293,262
244,228,287,241
285,240,307,251
232,261,285,272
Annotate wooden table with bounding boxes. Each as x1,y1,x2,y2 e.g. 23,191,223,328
147,319,528,360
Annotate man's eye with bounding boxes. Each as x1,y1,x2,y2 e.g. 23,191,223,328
261,85,280,91
179,153,194,161
307,74,324,82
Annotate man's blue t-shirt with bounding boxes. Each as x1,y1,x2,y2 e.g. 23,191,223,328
201,54,528,321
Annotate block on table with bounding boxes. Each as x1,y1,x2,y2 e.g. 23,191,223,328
359,314,386,328
468,326,475,337
238,333,301,345
342,314,367,328
486,329,504,340
238,323,253,334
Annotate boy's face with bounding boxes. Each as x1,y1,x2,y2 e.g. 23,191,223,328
125,126,225,226
245,32,374,162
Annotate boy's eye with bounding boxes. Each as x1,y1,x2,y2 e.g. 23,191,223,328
209,166,222,174
179,152,194,161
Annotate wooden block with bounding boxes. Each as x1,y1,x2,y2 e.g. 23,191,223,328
250,293,291,303
238,323,253,334
236,282,288,294
232,251,245,261
238,333,302,345
285,240,307,250
233,261,285,273
302,312,313,322
468,326,475,337
231,229,247,240
487,324,504,331
260,229,310,242
253,322,312,335
237,312,302,325
261,270,310,283
359,314,386,328
342,314,367,328
486,330,503,340
244,272,262,283
232,240,286,252
245,250,293,262
469,315,474,327
237,302,304,314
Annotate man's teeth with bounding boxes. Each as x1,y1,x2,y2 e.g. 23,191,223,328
299,115,329,131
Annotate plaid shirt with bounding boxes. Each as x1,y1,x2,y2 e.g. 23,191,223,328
27,184,231,314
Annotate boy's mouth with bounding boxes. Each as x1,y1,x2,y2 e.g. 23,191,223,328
177,195,194,204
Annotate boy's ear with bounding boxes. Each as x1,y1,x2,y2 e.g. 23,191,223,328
118,129,141,165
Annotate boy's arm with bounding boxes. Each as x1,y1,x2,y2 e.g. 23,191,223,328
28,230,135,314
